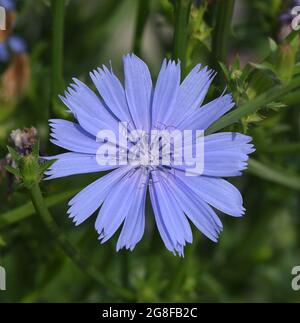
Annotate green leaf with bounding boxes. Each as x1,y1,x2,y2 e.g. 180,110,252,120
5,165,21,177
276,36,299,85
268,37,278,52
250,62,276,74
32,141,40,158
265,102,287,111
246,69,276,99
39,159,57,174
219,62,230,81
7,146,21,162
243,113,264,123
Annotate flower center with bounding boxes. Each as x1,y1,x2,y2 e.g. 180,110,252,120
127,131,169,168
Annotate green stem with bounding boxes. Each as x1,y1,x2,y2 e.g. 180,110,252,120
28,183,135,300
247,158,300,191
172,0,192,73
50,0,65,117
206,76,300,134
132,0,150,56
0,187,81,230
211,0,235,64
260,142,300,154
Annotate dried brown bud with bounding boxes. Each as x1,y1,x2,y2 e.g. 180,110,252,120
10,127,37,155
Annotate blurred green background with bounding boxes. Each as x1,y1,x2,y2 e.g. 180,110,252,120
0,0,300,302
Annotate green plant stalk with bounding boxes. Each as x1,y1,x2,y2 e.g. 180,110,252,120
28,182,135,300
206,76,300,134
247,159,300,191
172,0,192,74
50,0,65,116
211,0,235,64
132,0,150,56
260,142,300,154
0,187,81,230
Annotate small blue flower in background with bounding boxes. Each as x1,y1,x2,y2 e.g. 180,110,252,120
46,54,254,256
0,0,26,63
0,0,16,11
0,41,9,61
8,35,26,53
0,35,26,62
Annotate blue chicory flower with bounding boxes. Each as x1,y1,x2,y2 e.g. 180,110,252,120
46,54,254,256
0,0,16,11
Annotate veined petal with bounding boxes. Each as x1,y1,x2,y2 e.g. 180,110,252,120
180,132,254,177
49,119,99,154
95,168,147,245
67,167,131,226
173,169,245,217
43,152,117,179
149,171,193,256
60,78,119,135
177,93,234,131
160,172,223,242
202,153,248,177
151,59,181,128
203,133,254,176
205,132,253,151
167,65,215,126
149,176,175,254
116,171,148,251
123,54,153,131
90,65,133,124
